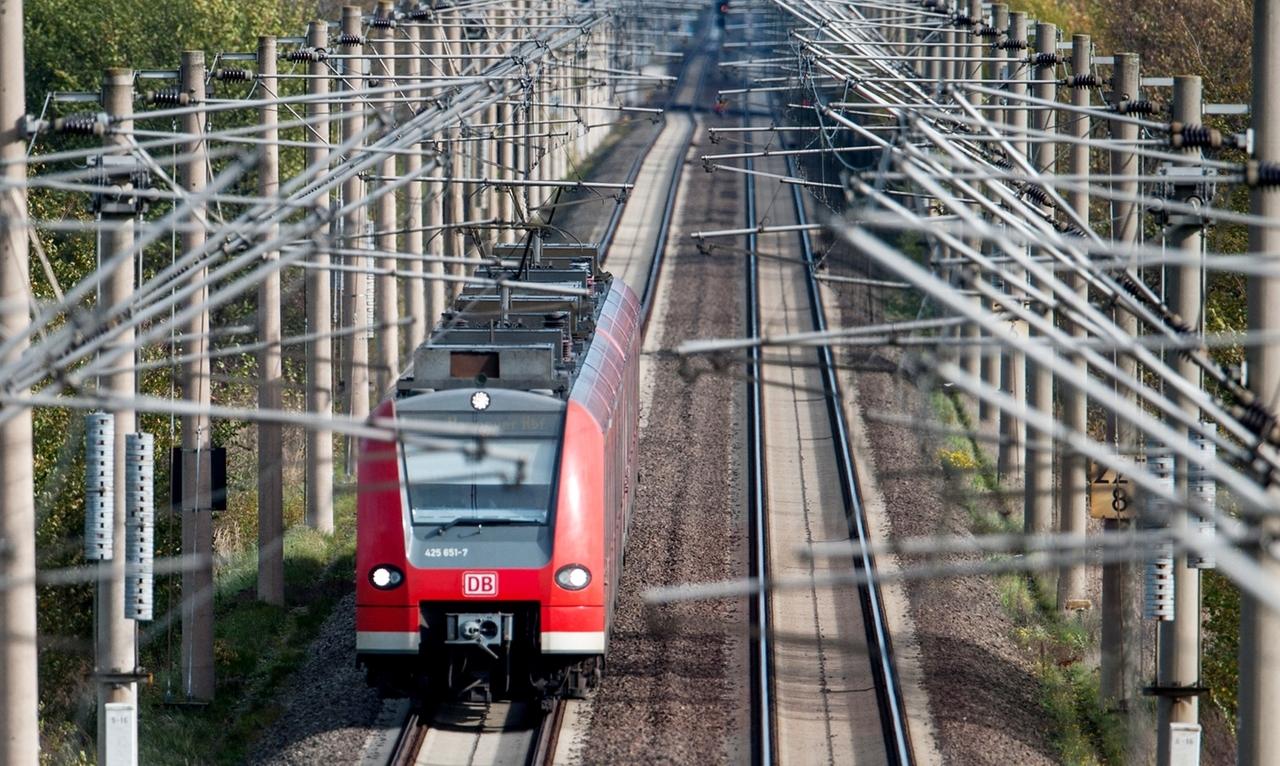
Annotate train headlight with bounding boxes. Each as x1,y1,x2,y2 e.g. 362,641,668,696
555,564,591,591
470,390,491,411
369,565,404,590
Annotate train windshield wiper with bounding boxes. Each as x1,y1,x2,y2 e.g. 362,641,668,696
432,516,542,536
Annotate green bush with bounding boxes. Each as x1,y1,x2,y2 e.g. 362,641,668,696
1203,569,1241,728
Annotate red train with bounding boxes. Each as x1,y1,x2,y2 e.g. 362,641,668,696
355,243,640,701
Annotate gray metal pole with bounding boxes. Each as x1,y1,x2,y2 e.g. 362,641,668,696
373,1,400,395
305,19,335,534
256,36,284,607
96,66,140,766
402,18,427,353
1156,73,1204,766
1024,22,1056,546
1240,0,1280,758
1057,33,1090,612
1100,50,1140,710
178,50,215,703
0,0,39,760
996,10,1027,486
341,6,371,435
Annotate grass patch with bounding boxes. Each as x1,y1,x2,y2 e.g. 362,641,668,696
931,390,1127,764
134,493,357,766
880,230,928,322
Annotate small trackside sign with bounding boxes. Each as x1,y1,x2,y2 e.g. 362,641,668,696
462,571,498,597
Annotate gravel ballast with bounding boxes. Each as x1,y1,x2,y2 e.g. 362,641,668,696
249,592,385,765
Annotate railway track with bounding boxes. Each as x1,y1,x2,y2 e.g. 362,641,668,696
374,24,707,766
784,152,913,763
738,96,914,761
385,701,565,766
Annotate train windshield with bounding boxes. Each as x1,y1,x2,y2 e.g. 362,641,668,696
400,410,564,527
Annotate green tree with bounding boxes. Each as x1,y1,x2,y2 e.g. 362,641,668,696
24,1,317,760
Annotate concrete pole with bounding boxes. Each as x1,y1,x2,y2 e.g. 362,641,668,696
517,22,532,236
963,0,983,103
1156,74,1204,766
305,19,335,534
549,5,565,186
988,3,1009,126
373,1,400,395
445,8,466,291
924,16,939,82
1024,23,1056,545
1056,34,1091,612
997,10,1027,486
1240,0,1280,758
980,3,1009,436
483,10,501,236
403,17,427,353
494,2,514,243
179,50,215,703
933,4,957,375
422,16,446,321
970,0,995,430
95,67,140,763
256,37,284,607
957,0,984,417
1109,53,1142,442
341,6,371,433
534,4,549,211
1100,51,1140,709
514,0,533,235
0,0,39,760
940,8,955,87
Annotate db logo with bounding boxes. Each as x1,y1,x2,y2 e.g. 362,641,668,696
462,571,498,597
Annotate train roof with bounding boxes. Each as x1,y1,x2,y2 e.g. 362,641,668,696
398,240,634,399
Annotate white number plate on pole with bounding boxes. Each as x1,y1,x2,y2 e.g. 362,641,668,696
1169,722,1201,766
104,701,137,766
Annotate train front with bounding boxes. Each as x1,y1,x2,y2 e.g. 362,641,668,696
355,385,603,701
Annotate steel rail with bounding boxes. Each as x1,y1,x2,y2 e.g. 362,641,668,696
744,119,776,766
526,700,567,766
387,705,430,766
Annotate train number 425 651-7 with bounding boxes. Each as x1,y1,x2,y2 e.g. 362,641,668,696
424,547,468,557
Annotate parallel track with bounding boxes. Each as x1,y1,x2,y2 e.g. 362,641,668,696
738,96,912,760
782,152,913,764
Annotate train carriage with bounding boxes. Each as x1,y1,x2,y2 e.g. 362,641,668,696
355,243,640,701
